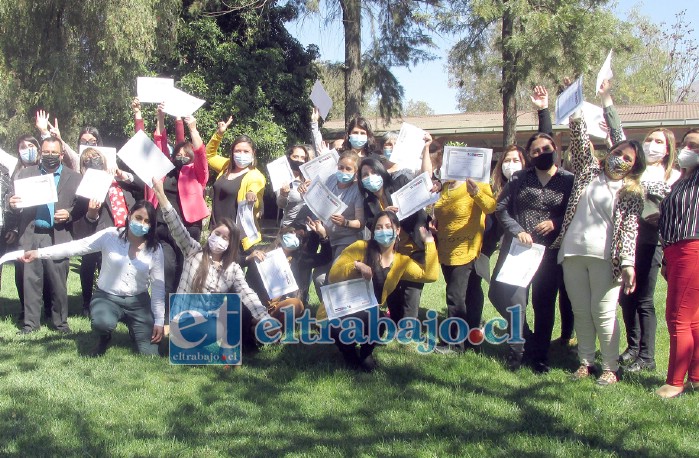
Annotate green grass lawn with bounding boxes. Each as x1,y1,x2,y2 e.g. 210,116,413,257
0,258,697,457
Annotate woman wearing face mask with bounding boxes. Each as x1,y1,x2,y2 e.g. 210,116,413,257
655,128,699,398
596,83,677,373
358,154,434,323
74,149,138,316
151,179,272,351
207,116,266,253
245,220,331,318
324,211,438,371
20,201,164,356
341,116,377,157
554,106,647,386
489,133,574,372
277,144,314,228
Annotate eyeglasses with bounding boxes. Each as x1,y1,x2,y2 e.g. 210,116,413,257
79,139,98,146
41,150,61,156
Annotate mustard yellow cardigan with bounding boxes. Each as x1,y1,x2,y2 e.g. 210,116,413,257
316,240,439,320
206,132,266,251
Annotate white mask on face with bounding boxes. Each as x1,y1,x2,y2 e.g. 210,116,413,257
208,234,229,254
501,161,522,180
643,141,667,164
677,147,699,169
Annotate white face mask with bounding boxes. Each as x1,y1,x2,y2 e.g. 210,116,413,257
233,153,253,168
677,147,699,169
501,161,522,180
643,141,667,163
208,234,229,254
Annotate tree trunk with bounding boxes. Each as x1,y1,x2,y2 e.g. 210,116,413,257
501,2,518,148
341,0,362,123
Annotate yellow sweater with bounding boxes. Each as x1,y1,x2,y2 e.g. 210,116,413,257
316,240,439,320
433,181,496,266
206,132,266,251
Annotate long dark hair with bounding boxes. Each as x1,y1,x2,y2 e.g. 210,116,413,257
119,201,159,252
342,116,377,154
357,157,393,199
491,144,527,198
363,211,400,276
190,218,240,293
78,127,103,146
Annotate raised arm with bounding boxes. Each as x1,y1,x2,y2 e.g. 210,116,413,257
420,132,433,176
184,116,208,186
598,79,626,145
310,107,326,155
206,116,233,173
133,98,145,133
568,114,600,177
531,86,553,136
153,103,169,157
175,118,185,144
153,178,201,257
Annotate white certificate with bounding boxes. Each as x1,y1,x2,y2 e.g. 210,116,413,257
79,145,117,170
299,151,339,182
495,239,546,288
559,102,607,140
596,50,613,95
389,122,425,170
0,249,24,265
302,179,347,225
321,278,379,320
440,146,492,183
266,156,295,192
162,87,205,117
555,76,584,125
236,201,260,243
117,130,174,188
390,172,433,220
310,80,333,120
0,147,18,173
13,174,58,208
76,168,113,202
137,77,174,104
255,248,299,299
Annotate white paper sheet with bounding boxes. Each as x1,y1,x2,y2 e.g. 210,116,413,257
0,147,18,173
389,122,425,170
310,80,333,120
321,278,379,320
266,156,295,192
0,249,24,265
79,145,118,170
390,172,434,220
302,179,348,225
162,87,205,117
596,50,614,95
236,201,260,243
555,76,585,125
117,130,174,188
495,239,546,287
76,168,113,202
255,248,299,299
13,174,58,208
561,102,608,140
440,146,492,183
137,77,174,104
299,151,339,182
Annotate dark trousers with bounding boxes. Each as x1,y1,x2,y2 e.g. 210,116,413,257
23,231,70,331
386,280,423,323
489,243,560,364
156,222,201,315
80,251,102,310
441,261,481,341
90,289,159,355
330,309,378,363
619,243,662,362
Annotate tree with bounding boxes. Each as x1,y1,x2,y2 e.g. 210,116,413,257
440,0,631,146
404,99,435,116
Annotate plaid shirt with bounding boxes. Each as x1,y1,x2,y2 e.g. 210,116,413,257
163,205,269,321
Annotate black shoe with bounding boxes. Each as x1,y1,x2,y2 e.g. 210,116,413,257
626,358,656,373
16,327,38,335
532,361,551,374
56,327,72,335
89,334,112,357
359,354,377,373
339,347,361,369
619,348,638,364
82,308,90,317
506,351,523,371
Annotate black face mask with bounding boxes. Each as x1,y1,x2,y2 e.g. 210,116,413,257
85,157,104,170
289,159,304,171
174,156,190,169
532,152,555,171
41,155,60,170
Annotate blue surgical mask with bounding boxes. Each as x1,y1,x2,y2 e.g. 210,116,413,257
383,148,392,160
336,170,355,184
349,134,367,149
129,220,150,237
281,233,300,250
374,228,395,247
361,174,383,192
233,153,253,168
19,147,38,163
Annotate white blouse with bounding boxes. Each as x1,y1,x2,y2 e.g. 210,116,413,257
38,228,165,325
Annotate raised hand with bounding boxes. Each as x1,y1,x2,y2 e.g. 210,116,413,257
132,97,141,115
217,116,234,135
184,116,197,131
36,110,50,135
530,86,549,110
47,117,62,141
311,107,319,123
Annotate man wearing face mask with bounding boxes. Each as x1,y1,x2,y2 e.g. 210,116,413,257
8,136,87,334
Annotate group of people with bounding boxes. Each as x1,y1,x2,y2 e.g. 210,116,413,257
1,81,698,399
